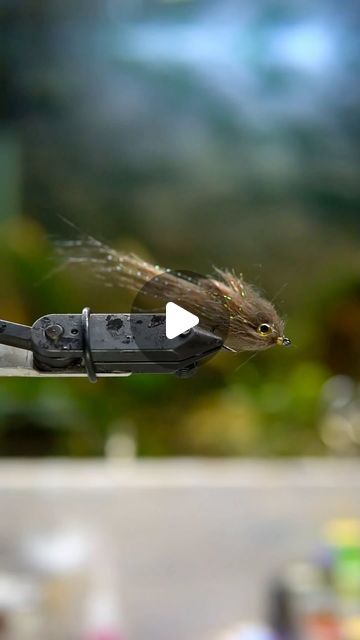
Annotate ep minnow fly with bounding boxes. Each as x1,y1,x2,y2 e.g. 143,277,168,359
58,237,291,353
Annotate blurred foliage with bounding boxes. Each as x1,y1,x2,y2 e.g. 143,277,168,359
0,0,360,457
0,217,359,457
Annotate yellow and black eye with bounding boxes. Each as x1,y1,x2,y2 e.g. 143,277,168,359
257,323,272,336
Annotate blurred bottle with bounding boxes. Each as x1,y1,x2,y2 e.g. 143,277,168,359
325,520,360,607
283,562,340,640
80,548,127,640
0,573,42,640
22,528,93,639
267,577,297,640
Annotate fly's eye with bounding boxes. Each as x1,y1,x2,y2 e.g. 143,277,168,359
257,323,272,336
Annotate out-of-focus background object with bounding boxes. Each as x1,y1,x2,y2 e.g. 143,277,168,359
0,461,359,640
265,518,360,640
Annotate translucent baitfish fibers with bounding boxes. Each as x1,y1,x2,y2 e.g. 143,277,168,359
58,236,291,353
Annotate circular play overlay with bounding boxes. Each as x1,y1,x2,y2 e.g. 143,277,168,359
129,269,231,371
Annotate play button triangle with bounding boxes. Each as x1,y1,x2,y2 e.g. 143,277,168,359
165,302,199,339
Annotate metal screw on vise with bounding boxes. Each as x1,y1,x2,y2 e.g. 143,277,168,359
45,324,64,341
176,363,197,378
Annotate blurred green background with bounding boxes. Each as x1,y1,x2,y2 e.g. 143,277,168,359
0,0,359,458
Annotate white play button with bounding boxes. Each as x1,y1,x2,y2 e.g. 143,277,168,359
165,302,199,339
